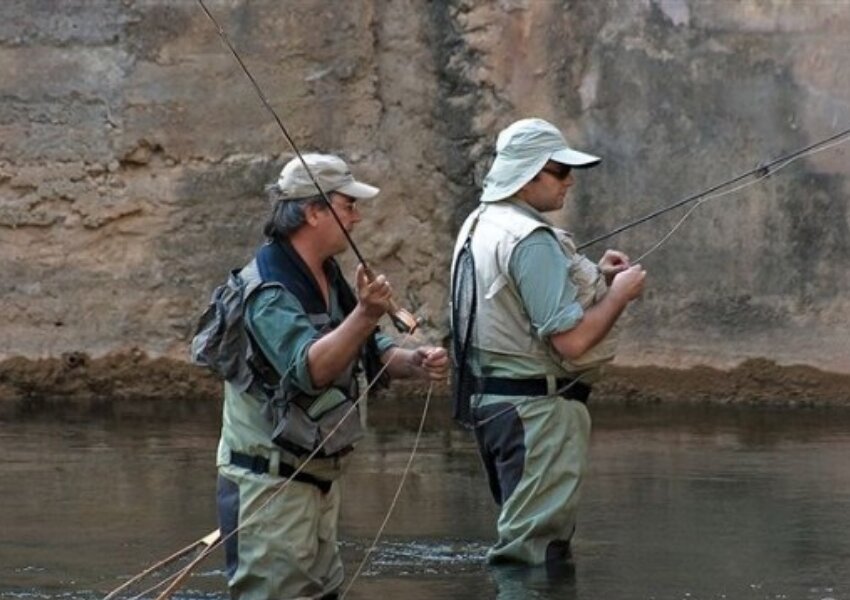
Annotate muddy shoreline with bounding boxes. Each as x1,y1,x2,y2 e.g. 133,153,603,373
2,350,850,420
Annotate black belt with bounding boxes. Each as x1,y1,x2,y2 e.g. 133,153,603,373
229,451,332,494
477,376,591,403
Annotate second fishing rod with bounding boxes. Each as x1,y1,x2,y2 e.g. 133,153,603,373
198,0,418,334
577,125,850,253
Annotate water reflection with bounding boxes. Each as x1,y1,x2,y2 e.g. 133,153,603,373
1,402,850,599
488,562,577,600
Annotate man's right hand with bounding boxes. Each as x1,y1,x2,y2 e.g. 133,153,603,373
355,264,392,319
610,264,646,302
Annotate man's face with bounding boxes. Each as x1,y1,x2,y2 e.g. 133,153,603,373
519,160,575,212
318,191,362,255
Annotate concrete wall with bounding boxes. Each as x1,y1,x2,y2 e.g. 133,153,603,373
1,0,848,372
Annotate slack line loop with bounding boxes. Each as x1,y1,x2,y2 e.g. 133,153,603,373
577,125,850,252
103,331,419,600
197,0,418,334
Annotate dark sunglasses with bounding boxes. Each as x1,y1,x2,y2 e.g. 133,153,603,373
540,164,572,180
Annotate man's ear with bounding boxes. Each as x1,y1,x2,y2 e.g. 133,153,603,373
304,203,323,227
516,179,534,202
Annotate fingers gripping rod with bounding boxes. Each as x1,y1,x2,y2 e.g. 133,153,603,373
198,0,418,333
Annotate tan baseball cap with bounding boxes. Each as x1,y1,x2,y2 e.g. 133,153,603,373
277,153,380,200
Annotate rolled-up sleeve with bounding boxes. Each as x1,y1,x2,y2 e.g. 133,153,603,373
246,287,325,395
509,229,584,338
375,332,396,356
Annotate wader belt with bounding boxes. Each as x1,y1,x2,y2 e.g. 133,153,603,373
229,451,332,494
477,376,591,403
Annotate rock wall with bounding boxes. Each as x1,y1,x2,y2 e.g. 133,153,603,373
1,0,848,373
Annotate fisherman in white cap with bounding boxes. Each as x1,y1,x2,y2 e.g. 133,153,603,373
203,153,447,599
450,118,646,566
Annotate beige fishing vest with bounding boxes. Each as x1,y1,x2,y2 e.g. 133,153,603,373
453,199,618,377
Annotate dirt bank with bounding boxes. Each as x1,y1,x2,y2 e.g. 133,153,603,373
2,351,849,420
0,349,221,420
594,359,850,407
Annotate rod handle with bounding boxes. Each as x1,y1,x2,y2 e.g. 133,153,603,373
363,266,419,334
387,301,419,334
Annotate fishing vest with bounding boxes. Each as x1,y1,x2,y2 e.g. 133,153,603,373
453,199,618,378
192,239,385,456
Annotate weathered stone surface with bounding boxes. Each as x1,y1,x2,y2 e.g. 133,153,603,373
1,1,848,375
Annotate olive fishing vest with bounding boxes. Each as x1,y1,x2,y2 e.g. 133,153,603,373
193,239,385,456
453,199,618,378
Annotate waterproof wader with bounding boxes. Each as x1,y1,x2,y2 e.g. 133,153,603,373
200,239,392,598
217,457,347,600
473,393,591,565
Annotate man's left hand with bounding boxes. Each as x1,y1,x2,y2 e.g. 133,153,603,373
412,346,449,381
599,250,631,285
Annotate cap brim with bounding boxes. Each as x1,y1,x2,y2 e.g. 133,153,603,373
336,180,380,199
551,147,601,168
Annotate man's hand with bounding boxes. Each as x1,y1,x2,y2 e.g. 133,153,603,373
381,346,449,380
609,264,646,302
355,264,392,319
410,346,449,381
599,250,630,285
550,263,647,361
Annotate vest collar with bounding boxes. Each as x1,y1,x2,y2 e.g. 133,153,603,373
494,197,557,226
255,239,338,314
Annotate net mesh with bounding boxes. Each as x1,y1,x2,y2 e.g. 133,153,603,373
450,239,478,429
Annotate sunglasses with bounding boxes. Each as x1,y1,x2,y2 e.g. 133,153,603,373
540,164,572,180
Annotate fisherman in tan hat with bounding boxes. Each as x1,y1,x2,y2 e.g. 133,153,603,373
450,118,646,565
203,153,447,599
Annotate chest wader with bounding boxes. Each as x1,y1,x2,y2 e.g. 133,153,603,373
451,200,602,565
203,241,391,598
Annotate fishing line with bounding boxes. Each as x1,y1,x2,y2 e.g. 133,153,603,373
577,125,850,252
149,333,417,600
631,128,850,263
340,381,434,598
104,331,422,600
101,531,220,600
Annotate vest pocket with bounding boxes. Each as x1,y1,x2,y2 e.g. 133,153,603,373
268,390,364,457
316,398,364,456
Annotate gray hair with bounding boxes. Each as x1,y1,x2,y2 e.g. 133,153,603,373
263,183,326,240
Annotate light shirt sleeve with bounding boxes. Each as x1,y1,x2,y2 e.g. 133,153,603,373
245,286,325,395
509,228,584,338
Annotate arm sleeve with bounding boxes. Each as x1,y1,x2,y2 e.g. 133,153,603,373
509,229,584,338
245,287,325,395
375,332,397,356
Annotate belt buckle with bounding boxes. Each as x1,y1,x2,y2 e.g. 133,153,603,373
545,374,557,396
268,449,281,476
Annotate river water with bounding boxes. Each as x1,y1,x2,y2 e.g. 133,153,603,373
2,400,850,600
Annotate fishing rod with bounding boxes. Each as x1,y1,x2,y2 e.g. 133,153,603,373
197,0,418,334
577,125,850,251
